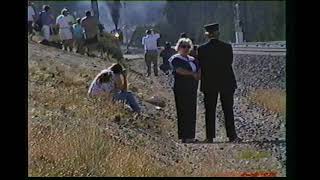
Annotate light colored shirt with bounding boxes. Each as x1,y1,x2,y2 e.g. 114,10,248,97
142,33,160,51
56,15,71,29
66,14,75,25
88,70,115,96
28,6,36,22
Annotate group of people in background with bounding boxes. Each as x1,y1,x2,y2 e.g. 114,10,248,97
27,1,99,56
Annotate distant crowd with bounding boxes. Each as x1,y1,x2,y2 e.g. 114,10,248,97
28,1,105,56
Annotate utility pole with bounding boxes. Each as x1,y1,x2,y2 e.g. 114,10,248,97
91,0,100,23
233,1,243,44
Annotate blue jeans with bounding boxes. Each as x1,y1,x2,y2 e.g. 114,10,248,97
113,91,141,113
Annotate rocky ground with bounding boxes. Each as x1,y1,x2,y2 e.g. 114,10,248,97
28,41,286,176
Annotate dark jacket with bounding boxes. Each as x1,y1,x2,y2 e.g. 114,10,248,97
170,55,200,92
198,39,237,92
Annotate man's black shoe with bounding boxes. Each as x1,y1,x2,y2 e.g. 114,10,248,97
181,139,197,143
202,139,213,143
229,137,243,143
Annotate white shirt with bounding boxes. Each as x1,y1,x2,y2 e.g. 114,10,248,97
88,69,115,96
28,6,35,22
142,33,160,51
66,14,75,25
56,15,71,29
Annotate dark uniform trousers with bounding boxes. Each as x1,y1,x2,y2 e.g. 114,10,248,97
174,87,197,140
204,88,237,140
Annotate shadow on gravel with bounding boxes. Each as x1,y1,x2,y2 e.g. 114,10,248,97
190,140,286,145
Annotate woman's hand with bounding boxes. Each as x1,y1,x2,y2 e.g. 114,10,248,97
193,71,201,80
192,72,200,80
176,68,194,76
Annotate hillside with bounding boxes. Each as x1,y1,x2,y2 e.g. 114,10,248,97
28,41,286,177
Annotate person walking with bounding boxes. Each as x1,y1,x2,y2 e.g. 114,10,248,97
142,29,160,77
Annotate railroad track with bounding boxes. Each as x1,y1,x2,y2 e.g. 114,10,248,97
122,43,287,58
232,46,286,56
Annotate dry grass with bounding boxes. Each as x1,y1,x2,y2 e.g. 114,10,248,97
238,149,271,160
249,89,286,114
29,121,180,177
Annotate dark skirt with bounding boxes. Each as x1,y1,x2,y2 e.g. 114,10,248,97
173,80,198,139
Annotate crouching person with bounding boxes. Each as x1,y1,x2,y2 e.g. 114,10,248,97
88,63,141,113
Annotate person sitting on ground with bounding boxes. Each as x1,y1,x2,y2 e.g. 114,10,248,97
159,41,176,75
56,8,74,51
88,63,141,113
73,18,84,54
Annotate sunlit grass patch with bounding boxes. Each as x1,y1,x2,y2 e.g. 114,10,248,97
249,89,286,114
238,149,271,160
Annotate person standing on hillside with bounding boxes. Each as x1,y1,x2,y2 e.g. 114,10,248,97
142,29,160,77
73,18,85,54
65,8,76,25
168,38,200,143
56,9,73,51
39,5,55,42
81,10,99,57
28,1,37,39
198,23,241,143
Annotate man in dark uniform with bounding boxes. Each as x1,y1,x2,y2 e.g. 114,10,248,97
198,23,242,143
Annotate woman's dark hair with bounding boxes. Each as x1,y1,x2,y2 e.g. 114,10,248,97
43,5,50,12
110,63,123,74
99,72,112,83
180,32,187,38
165,41,171,48
193,45,198,50
85,10,91,17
